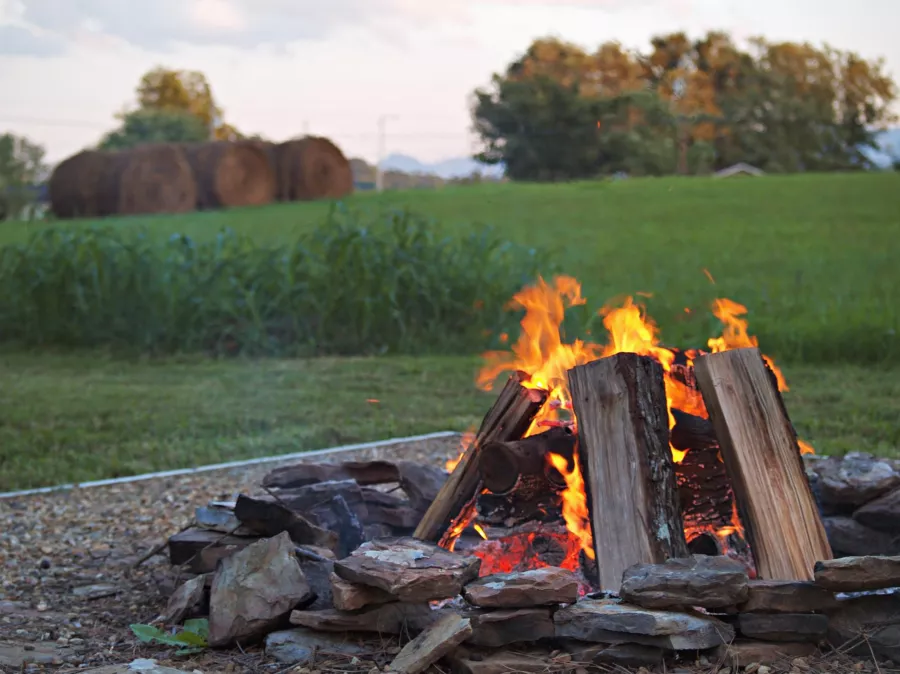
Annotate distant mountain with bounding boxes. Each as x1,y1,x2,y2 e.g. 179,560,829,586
379,153,505,179
860,128,900,169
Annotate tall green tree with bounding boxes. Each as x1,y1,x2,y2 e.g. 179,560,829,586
97,108,210,151
0,132,48,221
137,67,221,130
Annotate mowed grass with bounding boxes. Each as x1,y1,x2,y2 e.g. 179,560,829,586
2,350,898,491
3,172,898,364
1,173,898,489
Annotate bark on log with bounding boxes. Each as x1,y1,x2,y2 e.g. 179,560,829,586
693,347,833,580
670,409,718,451
567,352,689,592
413,373,547,545
479,426,575,494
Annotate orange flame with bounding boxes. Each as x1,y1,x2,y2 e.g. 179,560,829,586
468,274,814,560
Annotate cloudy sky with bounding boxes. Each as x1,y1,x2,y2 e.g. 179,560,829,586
1,0,897,165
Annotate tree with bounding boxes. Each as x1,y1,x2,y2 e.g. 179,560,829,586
0,133,48,221
137,67,221,130
97,108,210,151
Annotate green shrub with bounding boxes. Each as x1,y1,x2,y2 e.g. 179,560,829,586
0,206,548,356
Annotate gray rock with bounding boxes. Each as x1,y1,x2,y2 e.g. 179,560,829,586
854,488,900,533
464,607,555,647
827,594,900,661
163,574,208,624
740,580,837,613
567,642,664,668
208,531,314,647
71,583,120,599
264,628,372,665
77,660,196,673
290,602,435,634
388,613,472,674
462,566,579,608
736,613,829,642
814,555,900,592
553,598,733,650
824,516,900,557
814,453,900,507
620,554,749,609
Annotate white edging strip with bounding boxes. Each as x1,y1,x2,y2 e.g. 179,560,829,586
0,431,460,500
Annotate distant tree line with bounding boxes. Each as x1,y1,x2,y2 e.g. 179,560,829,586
471,31,898,180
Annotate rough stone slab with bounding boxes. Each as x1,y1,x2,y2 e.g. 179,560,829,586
736,613,829,642
740,580,838,613
814,555,900,592
331,572,396,611
289,602,435,634
462,566,579,608
334,537,481,602
713,641,819,667
264,628,373,665
443,649,559,674
464,607,555,647
296,554,335,611
76,661,195,674
813,453,900,506
162,574,208,624
566,641,664,668
388,613,472,674
233,494,339,552
823,516,900,557
619,554,749,609
167,527,259,574
854,487,900,533
827,594,900,661
553,598,733,650
208,531,314,647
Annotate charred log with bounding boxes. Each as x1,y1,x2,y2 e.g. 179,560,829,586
479,426,575,494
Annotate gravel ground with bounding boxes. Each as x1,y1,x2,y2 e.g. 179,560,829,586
0,435,463,673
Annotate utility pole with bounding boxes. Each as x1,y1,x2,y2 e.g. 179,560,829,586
375,114,398,193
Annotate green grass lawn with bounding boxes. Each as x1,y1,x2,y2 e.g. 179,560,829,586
1,173,898,490
2,350,898,491
4,172,898,363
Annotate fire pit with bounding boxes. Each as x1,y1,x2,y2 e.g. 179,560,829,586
162,276,900,672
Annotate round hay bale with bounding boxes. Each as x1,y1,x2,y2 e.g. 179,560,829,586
48,150,111,219
101,144,197,216
276,136,354,201
183,141,276,210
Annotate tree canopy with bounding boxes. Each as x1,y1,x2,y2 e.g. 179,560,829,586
0,133,48,221
472,32,898,180
99,67,246,150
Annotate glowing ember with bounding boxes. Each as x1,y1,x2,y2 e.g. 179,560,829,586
471,530,582,576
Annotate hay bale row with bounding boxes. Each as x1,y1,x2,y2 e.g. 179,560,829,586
48,136,353,220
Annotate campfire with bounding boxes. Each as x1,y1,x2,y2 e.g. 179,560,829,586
160,275,900,672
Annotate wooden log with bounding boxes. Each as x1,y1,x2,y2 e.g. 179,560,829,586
479,426,575,494
413,373,547,545
693,347,833,580
567,352,689,592
670,408,718,451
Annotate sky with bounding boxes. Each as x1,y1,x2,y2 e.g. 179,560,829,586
1,0,897,165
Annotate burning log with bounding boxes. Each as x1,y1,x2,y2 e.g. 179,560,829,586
670,408,718,451
567,352,689,592
693,347,833,580
413,373,548,544
479,426,575,494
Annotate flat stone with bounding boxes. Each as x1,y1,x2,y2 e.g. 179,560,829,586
566,641,664,668
814,555,900,592
823,516,900,556
71,583,120,599
334,537,481,602
290,602,435,634
388,613,472,674
331,572,395,611
163,574,208,624
553,598,733,650
443,648,559,674
740,580,838,613
77,660,195,673
620,554,749,609
713,641,818,667
854,488,900,533
264,628,373,665
297,554,335,611
814,453,900,507
463,607,555,647
827,594,900,661
736,613,829,642
208,531,314,647
462,566,579,608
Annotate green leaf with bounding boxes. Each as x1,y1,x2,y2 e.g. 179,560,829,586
183,618,209,640
130,624,167,643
